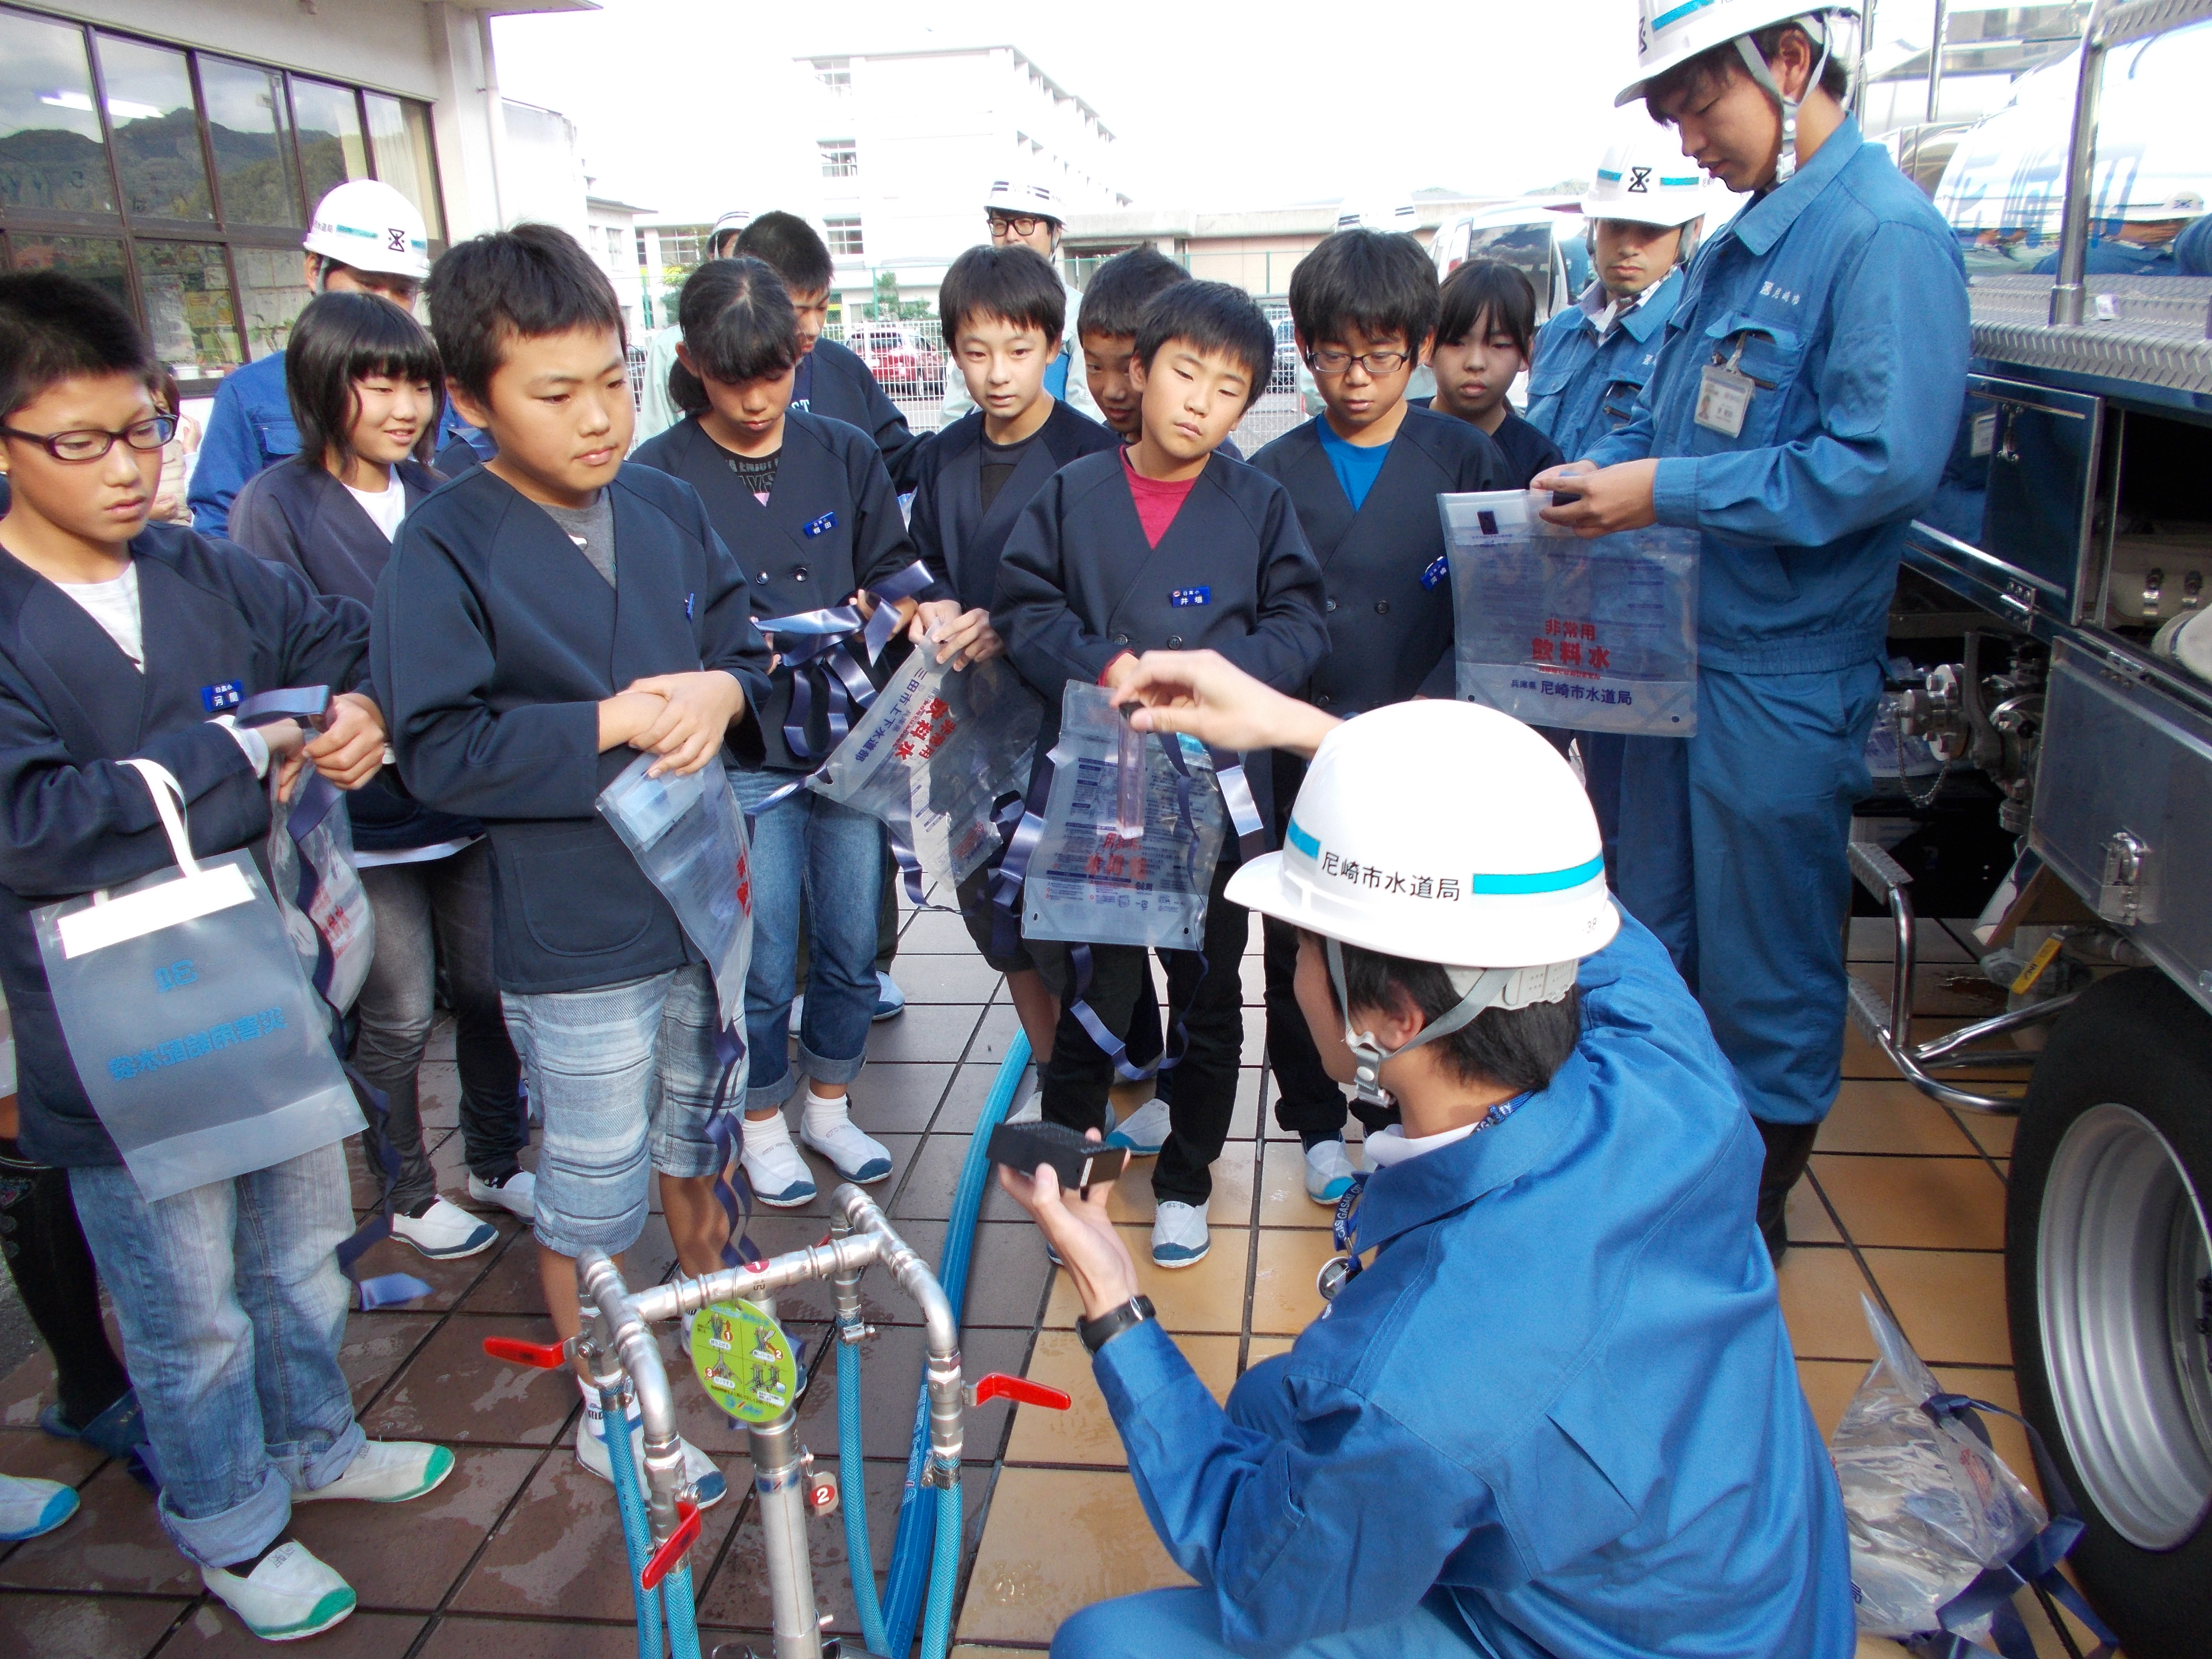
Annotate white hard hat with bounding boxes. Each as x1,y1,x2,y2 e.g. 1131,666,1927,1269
983,175,1065,222
1617,0,1860,106
302,179,430,280
2116,188,2205,222
1333,200,1420,233
1226,701,1615,1106
1574,139,1711,227
711,208,752,245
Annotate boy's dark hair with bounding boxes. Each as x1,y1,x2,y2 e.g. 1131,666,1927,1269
285,290,445,469
669,258,800,415
1135,281,1274,407
733,211,835,295
1437,259,1539,360
1645,23,1850,121
0,271,154,423
1287,228,1439,354
1311,931,1582,1095
1078,247,1189,342
424,223,625,403
938,244,1065,346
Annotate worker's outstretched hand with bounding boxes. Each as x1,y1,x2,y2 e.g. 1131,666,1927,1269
1111,650,1340,759
1533,458,1660,539
998,1131,1141,1322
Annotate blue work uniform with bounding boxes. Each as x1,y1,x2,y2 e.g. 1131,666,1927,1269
1585,118,1969,1127
1056,909,1854,1659
187,351,481,537
1526,267,1684,464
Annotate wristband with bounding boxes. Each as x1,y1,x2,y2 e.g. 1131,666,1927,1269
1077,1293,1155,1356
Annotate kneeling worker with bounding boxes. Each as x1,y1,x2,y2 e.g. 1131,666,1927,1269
1002,650,1853,1659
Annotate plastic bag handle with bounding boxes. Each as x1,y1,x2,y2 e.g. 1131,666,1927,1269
118,758,201,879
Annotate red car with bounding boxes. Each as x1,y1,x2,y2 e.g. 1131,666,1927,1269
852,325,946,399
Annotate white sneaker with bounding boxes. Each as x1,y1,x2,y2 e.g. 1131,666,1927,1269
575,1397,727,1507
201,1539,355,1641
1007,1089,1044,1125
740,1113,817,1208
295,1441,454,1504
0,1473,77,1541
1303,1138,1358,1204
390,1196,498,1259
1151,1200,1210,1268
468,1168,536,1222
1106,1098,1172,1156
799,1103,893,1183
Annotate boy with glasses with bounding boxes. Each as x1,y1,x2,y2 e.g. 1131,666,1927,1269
0,271,450,1642
1250,230,1507,1205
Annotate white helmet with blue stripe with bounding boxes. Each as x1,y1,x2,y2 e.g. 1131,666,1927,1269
1578,138,1712,228
1225,700,1616,1105
302,179,429,280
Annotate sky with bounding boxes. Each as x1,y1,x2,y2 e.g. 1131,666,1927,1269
489,0,1667,219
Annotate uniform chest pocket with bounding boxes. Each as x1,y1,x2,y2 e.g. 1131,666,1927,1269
1686,314,1804,457
1525,357,1577,403
252,416,302,460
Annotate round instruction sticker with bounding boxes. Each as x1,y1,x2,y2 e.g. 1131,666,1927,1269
690,1300,797,1424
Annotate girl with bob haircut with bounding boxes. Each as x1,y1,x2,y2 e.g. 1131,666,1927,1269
229,290,535,1264
633,257,941,1209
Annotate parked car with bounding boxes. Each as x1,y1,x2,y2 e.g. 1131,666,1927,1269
851,324,946,398
1271,316,1299,394
1430,199,1592,321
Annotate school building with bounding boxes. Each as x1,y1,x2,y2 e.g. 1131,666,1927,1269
0,0,601,398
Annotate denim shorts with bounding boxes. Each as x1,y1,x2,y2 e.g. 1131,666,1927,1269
501,963,728,1257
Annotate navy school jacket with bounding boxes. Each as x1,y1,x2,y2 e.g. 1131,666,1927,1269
993,449,1330,831
228,457,482,856
910,399,1120,613
0,525,372,1166
1407,399,1563,491
797,337,926,493
1252,406,1506,714
630,409,941,773
370,462,772,995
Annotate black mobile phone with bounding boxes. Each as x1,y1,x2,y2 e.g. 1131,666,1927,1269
986,1120,1130,1197
1549,489,1585,507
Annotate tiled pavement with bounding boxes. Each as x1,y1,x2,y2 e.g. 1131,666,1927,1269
0,905,2115,1656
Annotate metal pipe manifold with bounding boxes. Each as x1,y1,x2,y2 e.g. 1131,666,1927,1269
832,1187,965,1472
578,1250,686,1543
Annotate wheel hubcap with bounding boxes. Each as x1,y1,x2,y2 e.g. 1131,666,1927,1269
2038,1103,2212,1549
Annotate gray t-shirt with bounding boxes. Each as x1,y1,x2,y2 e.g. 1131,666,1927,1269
540,492,615,587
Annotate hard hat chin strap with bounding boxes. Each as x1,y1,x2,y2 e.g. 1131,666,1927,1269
1735,14,1834,187
1326,938,1512,1109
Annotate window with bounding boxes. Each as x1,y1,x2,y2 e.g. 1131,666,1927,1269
0,9,448,387
813,58,851,91
818,139,856,178
824,216,864,257
656,225,711,271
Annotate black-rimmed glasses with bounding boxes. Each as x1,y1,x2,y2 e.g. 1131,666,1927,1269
987,212,1053,238
1305,349,1413,376
0,414,178,462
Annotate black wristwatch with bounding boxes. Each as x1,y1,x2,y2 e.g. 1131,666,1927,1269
1077,1294,1156,1355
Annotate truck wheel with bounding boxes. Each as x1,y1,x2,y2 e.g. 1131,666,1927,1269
2008,968,2212,1659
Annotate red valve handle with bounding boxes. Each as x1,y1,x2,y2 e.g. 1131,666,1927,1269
639,1500,702,1590
968,1372,1072,1411
482,1336,567,1370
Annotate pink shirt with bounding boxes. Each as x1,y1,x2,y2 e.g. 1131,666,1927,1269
1121,448,1198,549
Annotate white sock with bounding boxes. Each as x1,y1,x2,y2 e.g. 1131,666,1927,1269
744,1105,796,1149
802,1089,852,1140
578,1374,638,1437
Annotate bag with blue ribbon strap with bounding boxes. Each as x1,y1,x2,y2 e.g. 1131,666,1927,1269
1834,1294,2118,1659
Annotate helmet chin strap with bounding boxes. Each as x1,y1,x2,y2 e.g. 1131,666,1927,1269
1735,15,1833,187
1326,938,1512,1109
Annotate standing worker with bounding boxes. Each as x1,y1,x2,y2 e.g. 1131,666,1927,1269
187,180,472,535
1009,649,1853,1659
1534,0,1970,1257
940,175,1104,424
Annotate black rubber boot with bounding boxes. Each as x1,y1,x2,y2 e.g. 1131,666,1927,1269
1755,1119,1821,1263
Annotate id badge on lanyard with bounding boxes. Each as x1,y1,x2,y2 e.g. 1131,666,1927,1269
1695,337,1757,439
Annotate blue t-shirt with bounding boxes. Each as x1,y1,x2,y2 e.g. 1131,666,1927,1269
1316,419,1391,512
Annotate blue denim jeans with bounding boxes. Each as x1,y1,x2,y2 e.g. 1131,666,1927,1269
501,963,725,1258
726,768,882,1113
69,1144,362,1568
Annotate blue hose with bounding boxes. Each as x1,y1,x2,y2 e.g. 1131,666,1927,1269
839,1335,890,1656
917,1478,963,1659
661,1561,701,1659
879,1031,1032,1659
601,1386,664,1659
